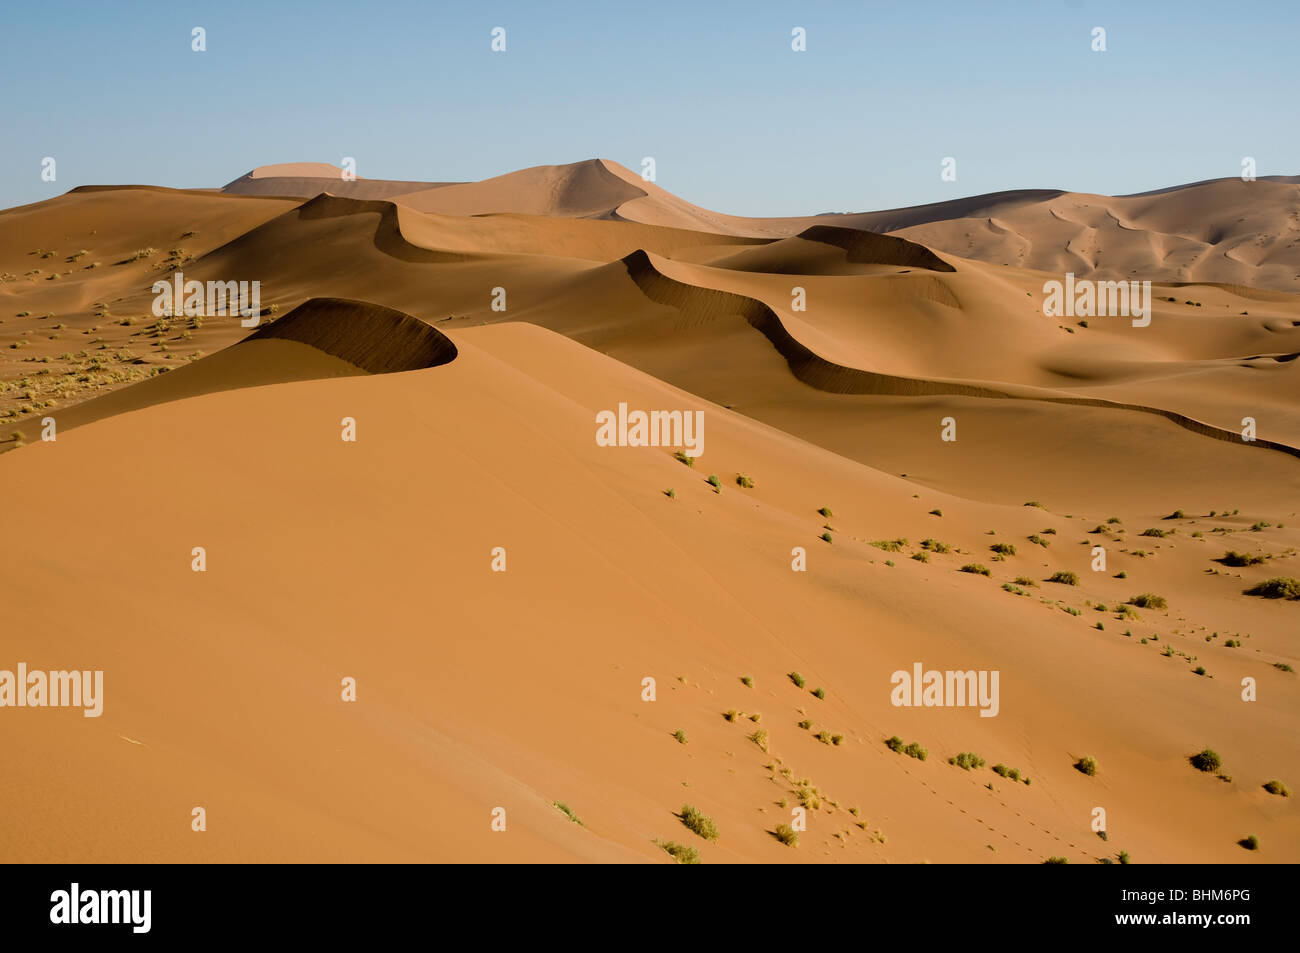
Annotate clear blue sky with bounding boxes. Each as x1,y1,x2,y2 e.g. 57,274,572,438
1,0,1295,215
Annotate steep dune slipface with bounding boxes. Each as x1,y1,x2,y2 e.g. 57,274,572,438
44,298,457,433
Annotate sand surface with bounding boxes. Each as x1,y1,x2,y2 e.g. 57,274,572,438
1,162,1296,863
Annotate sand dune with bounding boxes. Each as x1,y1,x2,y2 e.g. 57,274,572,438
224,159,1300,291
1,161,1297,864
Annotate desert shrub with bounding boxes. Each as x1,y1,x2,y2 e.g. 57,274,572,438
1263,780,1290,797
736,474,754,488
1028,534,1050,547
1074,756,1098,776
1190,749,1221,773
817,506,833,518
949,752,985,770
788,672,806,688
673,450,695,467
921,538,951,553
885,736,905,753
811,687,826,700
871,538,907,552
664,488,676,499
1141,528,1168,538
1048,571,1079,585
1220,550,1267,567
961,563,991,576
656,840,701,863
929,508,943,516
1044,856,1069,864
1129,593,1167,609
1239,835,1259,851
749,729,769,752
912,551,930,563
991,542,1017,557
902,742,928,761
1245,577,1300,600
673,729,688,745
680,804,719,841
706,474,721,491
553,801,583,826
820,532,833,543
774,823,799,847
740,675,753,687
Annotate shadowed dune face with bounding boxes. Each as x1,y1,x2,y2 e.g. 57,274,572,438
1,161,1299,864
248,297,458,373
25,298,456,436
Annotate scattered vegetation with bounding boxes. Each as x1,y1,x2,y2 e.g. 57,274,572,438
679,804,719,841
655,839,700,863
1245,577,1300,600
949,752,985,770
736,474,754,488
960,563,991,576
1128,593,1167,610
1048,570,1079,585
774,823,799,847
788,672,806,689
673,450,695,467
921,538,951,554
871,538,907,552
552,801,584,826
1190,749,1221,773
1074,755,1099,777
990,542,1017,557
1219,550,1268,567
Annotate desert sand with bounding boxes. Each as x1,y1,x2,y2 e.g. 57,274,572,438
1,160,1296,863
